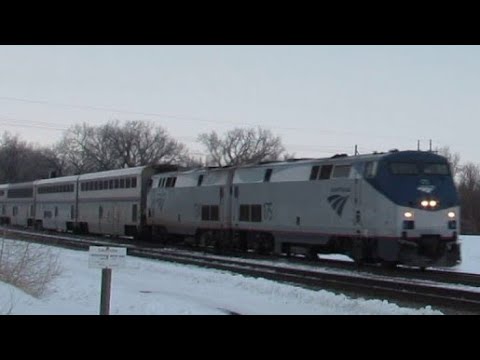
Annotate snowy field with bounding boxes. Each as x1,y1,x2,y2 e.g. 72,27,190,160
1,235,478,315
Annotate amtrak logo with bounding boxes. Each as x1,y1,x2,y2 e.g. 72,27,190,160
327,194,349,217
418,179,435,193
417,185,436,193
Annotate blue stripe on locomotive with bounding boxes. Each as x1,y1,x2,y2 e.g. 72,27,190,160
363,151,459,209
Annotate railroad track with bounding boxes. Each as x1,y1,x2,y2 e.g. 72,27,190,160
2,226,480,314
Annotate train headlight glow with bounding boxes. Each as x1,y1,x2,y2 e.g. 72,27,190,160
448,211,456,218
404,211,413,218
421,200,429,207
429,200,438,207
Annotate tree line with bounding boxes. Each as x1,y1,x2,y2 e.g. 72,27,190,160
0,120,285,181
0,121,479,234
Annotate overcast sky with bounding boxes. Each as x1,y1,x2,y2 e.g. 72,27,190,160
0,45,479,163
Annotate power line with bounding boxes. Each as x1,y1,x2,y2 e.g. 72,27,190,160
0,95,433,143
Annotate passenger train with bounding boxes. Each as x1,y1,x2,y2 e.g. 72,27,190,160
0,149,461,268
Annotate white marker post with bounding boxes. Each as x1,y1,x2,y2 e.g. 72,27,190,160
88,246,126,315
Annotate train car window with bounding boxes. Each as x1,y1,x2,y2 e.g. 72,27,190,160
103,180,109,190
210,205,219,221
364,162,377,179
166,177,177,188
99,181,104,190
310,166,320,180
239,205,250,222
197,175,204,186
423,163,450,175
132,177,137,188
8,188,33,198
201,205,210,221
132,204,138,222
251,205,262,222
109,180,114,189
264,169,273,182
126,178,131,188
0,190,4,196
389,163,419,175
319,165,333,180
120,178,125,188
114,179,119,189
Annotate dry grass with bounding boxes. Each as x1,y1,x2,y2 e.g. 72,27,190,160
0,239,62,298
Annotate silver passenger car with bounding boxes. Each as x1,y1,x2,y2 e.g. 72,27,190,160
77,166,157,237
0,182,35,227
34,175,79,231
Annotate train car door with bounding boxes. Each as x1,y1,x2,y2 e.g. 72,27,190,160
231,183,239,229
221,169,234,230
353,164,363,234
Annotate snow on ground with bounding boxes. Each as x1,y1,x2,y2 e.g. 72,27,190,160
2,235,479,315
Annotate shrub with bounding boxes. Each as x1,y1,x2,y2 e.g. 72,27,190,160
0,239,62,298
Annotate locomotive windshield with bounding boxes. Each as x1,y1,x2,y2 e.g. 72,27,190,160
423,163,450,175
389,163,419,175
389,162,450,176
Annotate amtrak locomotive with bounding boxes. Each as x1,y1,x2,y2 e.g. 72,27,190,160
0,150,461,268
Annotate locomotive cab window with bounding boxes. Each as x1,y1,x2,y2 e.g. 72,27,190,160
364,161,378,179
389,163,419,175
332,165,351,178
264,169,273,182
319,165,333,180
310,166,320,180
423,163,450,175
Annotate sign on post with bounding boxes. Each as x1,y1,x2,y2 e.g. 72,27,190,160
89,246,126,315
89,246,127,269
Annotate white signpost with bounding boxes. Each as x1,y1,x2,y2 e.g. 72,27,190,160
89,246,127,315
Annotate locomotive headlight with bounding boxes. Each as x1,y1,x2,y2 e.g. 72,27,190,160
429,200,438,207
421,200,429,207
404,211,413,218
448,211,456,219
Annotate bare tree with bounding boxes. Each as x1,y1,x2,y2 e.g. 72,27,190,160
56,120,190,173
437,146,461,181
55,124,98,174
457,162,480,234
198,127,285,166
106,120,188,168
0,132,63,182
